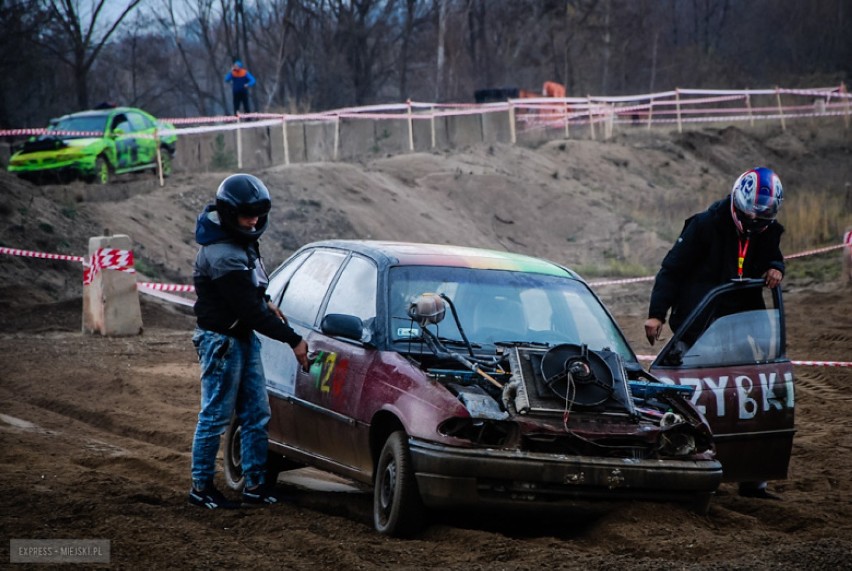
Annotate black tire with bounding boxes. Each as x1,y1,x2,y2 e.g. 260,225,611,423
222,416,244,491
373,431,424,537
89,156,110,185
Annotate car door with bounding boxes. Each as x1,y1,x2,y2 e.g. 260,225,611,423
109,113,138,170
304,253,378,476
127,111,156,165
648,279,795,482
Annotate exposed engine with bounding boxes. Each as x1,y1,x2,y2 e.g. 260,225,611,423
405,293,715,460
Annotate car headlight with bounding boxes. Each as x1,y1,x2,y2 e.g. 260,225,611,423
437,417,518,447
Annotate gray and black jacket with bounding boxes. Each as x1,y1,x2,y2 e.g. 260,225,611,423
192,204,302,347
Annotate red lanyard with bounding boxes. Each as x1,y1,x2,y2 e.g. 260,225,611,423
737,237,750,278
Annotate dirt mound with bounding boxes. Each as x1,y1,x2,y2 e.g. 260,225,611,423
1,123,851,568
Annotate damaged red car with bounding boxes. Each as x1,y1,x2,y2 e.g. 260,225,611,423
224,240,725,536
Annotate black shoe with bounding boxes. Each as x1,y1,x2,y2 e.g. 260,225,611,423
188,485,240,509
242,485,282,507
738,484,781,500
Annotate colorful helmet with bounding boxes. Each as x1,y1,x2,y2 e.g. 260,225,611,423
730,167,783,234
215,173,271,240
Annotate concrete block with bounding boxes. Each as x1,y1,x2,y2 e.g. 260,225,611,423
411,116,435,151
304,120,337,163
446,114,483,148
338,118,376,160
373,117,411,156
481,110,512,144
82,234,143,336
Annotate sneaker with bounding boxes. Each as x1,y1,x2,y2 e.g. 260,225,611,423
188,485,240,509
242,485,282,507
738,482,781,500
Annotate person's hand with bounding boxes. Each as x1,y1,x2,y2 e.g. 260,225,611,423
267,300,287,323
764,268,783,289
292,339,309,370
644,317,664,346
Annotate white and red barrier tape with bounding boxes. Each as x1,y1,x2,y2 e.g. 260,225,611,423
2,241,849,367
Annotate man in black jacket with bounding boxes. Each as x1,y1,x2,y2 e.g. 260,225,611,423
644,166,785,499
189,173,308,509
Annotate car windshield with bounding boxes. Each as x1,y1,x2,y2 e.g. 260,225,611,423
388,266,633,359
49,114,108,139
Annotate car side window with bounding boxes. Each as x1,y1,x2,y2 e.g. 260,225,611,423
111,114,131,133
266,251,310,303
324,255,377,322
659,284,782,367
278,249,346,327
127,112,151,132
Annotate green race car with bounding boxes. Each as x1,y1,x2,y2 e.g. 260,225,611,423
7,106,177,184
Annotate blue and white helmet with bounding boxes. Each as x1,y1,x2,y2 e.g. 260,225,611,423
730,167,783,234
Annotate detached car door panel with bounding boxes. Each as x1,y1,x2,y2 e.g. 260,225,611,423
649,280,795,482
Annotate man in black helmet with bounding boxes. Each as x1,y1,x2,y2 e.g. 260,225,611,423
189,173,308,509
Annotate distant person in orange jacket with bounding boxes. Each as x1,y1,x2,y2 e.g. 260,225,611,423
542,81,566,99
224,59,256,115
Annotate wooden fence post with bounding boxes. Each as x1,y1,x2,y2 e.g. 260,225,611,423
333,115,340,161
236,115,243,169
407,100,415,152
745,90,754,127
675,88,682,133
509,101,516,145
775,87,786,131
587,95,596,140
282,116,290,165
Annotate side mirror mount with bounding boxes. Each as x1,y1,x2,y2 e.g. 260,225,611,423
321,313,366,343
408,293,446,326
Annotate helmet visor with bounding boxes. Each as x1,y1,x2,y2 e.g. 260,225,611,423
735,208,774,232
236,199,271,218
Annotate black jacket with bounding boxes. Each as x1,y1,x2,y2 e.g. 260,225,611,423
192,204,302,347
648,196,785,333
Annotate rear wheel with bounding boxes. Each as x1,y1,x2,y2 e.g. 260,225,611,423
158,147,173,178
223,417,295,489
373,431,424,536
223,417,244,490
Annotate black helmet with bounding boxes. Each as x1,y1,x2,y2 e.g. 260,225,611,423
215,173,271,240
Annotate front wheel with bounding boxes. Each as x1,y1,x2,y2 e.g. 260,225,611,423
373,431,424,537
88,156,110,184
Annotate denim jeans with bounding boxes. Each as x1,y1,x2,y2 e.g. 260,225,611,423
191,327,270,490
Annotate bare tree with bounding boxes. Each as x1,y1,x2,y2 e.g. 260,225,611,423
35,0,142,109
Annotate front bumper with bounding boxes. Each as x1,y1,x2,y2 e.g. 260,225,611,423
8,155,96,176
409,438,722,510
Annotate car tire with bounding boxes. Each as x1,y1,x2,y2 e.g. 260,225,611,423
373,430,424,537
222,416,244,491
90,156,110,185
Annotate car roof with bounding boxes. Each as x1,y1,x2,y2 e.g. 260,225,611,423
57,107,141,120
302,240,578,279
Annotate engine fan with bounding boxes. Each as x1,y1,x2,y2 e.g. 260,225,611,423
540,344,615,407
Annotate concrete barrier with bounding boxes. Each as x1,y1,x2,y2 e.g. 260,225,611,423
82,234,143,336
446,114,483,148
304,121,337,162
169,108,517,171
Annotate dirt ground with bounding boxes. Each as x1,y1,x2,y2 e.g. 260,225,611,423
1,123,851,569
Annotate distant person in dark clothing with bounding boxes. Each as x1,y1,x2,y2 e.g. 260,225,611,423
644,166,785,500
224,59,256,115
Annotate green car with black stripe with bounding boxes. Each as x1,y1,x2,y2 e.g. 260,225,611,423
7,106,177,184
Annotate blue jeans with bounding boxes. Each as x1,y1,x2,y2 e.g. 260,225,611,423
191,328,270,490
